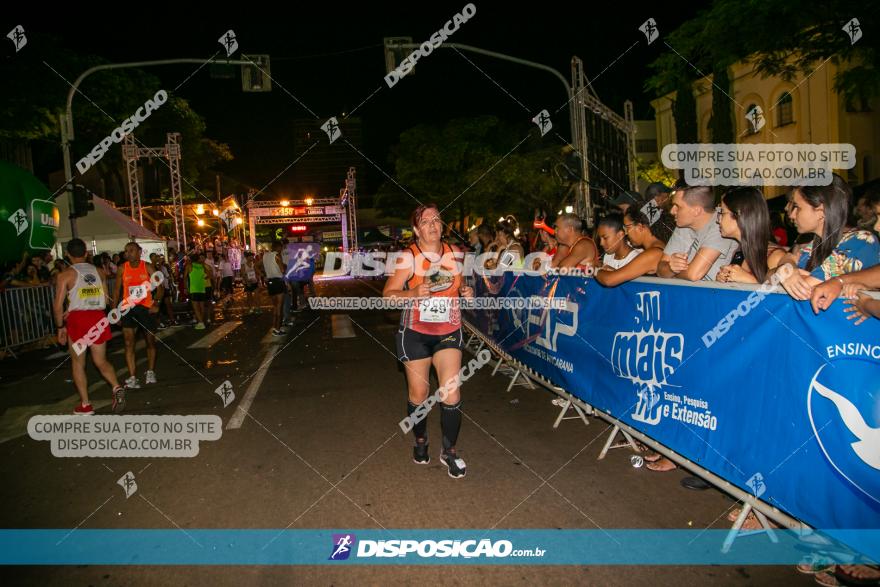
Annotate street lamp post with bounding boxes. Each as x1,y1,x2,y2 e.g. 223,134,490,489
389,42,589,222
60,58,253,237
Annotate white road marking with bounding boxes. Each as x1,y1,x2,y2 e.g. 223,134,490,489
0,357,147,444
188,321,242,348
226,341,281,430
331,314,356,338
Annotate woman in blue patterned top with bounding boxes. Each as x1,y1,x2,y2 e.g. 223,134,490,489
773,174,880,300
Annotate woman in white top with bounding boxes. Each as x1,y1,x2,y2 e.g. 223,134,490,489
597,213,642,270
594,209,667,288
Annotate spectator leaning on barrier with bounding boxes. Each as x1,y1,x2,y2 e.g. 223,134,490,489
771,173,880,300
597,213,641,270
868,189,880,235
640,182,672,224
553,213,599,270
854,188,879,233
31,253,50,282
656,185,739,281
3,253,32,289
640,182,677,244
715,187,788,284
811,263,880,324
595,208,667,287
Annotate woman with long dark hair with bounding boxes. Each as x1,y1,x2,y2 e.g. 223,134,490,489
594,208,666,287
596,213,641,269
715,187,787,284
772,174,880,300
383,204,475,478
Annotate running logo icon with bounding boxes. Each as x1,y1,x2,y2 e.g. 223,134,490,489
321,118,341,144
329,533,356,560
118,472,138,499
639,18,659,45
807,361,880,504
215,380,235,408
218,30,238,56
532,110,552,137
843,18,862,45
7,25,26,52
745,472,766,499
745,105,765,133
8,208,28,236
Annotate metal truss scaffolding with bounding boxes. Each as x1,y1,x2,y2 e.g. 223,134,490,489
122,132,186,247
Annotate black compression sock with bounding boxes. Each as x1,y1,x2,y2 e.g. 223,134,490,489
441,401,462,451
407,400,428,442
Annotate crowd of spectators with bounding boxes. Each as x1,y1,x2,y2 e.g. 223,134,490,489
454,176,880,325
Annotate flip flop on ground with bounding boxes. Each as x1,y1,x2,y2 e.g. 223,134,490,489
645,457,676,472
726,507,779,530
835,565,880,586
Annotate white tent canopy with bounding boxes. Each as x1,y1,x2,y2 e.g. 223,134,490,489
55,196,167,260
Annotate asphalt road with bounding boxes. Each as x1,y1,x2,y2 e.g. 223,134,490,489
0,277,813,586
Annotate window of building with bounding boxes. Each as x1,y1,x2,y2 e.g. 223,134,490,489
776,92,794,126
635,138,657,154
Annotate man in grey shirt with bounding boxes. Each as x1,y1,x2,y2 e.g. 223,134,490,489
656,185,739,281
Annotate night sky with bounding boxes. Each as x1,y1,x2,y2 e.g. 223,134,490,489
8,3,704,197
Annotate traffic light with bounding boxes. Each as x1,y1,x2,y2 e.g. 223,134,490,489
71,185,94,218
241,55,272,92
384,37,414,76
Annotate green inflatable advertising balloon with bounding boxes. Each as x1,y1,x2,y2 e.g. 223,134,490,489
0,161,59,265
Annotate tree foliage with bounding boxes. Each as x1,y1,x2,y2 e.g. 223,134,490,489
375,116,566,225
647,0,880,103
1,33,232,204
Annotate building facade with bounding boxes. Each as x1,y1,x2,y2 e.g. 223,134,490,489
651,60,880,198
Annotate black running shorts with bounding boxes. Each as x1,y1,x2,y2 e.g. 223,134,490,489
395,327,463,362
121,304,158,331
267,278,285,296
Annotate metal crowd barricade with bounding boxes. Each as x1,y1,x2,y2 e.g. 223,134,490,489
0,284,55,357
461,307,809,552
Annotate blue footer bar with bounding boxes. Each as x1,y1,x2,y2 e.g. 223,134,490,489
0,529,877,565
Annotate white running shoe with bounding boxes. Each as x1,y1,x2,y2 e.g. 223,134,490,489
124,376,141,389
145,370,157,385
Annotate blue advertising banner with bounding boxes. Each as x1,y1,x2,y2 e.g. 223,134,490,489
467,273,880,543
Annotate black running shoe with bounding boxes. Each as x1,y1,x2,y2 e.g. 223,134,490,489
440,449,466,479
413,441,430,465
